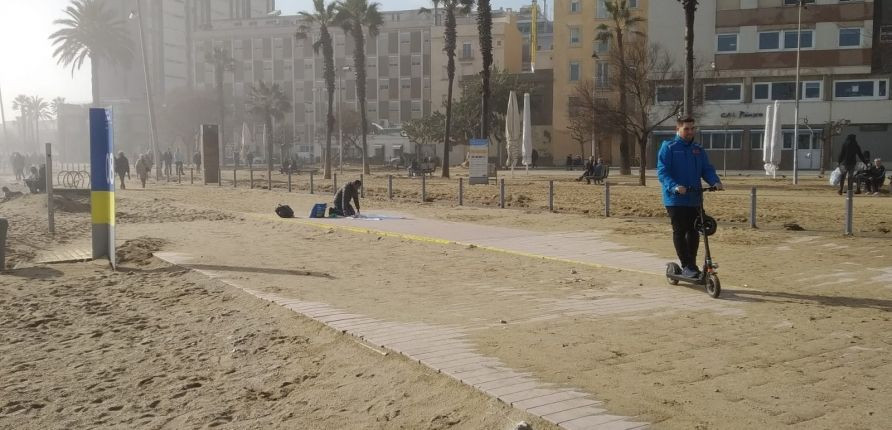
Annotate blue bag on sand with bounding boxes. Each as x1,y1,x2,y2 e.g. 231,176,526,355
309,203,327,218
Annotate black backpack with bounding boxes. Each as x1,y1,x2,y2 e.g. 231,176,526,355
275,204,294,218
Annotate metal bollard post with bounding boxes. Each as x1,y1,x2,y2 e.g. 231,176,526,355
499,178,505,208
845,188,854,236
360,174,364,198
548,180,554,211
388,175,393,199
458,178,464,206
421,175,427,202
288,171,292,192
190,168,194,184
45,143,55,235
604,182,611,217
333,173,338,192
250,167,254,189
310,172,314,194
232,168,236,188
750,186,757,228
0,218,7,271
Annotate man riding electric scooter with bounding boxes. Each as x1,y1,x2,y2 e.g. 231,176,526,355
657,117,724,294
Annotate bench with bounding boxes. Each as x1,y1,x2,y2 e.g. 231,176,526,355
408,162,436,177
582,165,610,184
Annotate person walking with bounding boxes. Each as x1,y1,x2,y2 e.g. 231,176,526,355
837,134,868,195
135,154,151,188
114,151,130,190
192,150,202,173
657,117,723,279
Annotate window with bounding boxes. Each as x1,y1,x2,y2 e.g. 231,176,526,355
461,42,472,59
782,130,820,150
783,30,813,49
704,84,743,102
700,131,743,150
656,86,683,104
753,81,822,101
595,60,609,87
759,31,780,50
569,61,580,82
596,38,609,54
570,0,580,13
838,28,862,48
783,0,814,4
569,27,581,46
716,34,738,53
749,130,764,150
628,0,638,8
834,79,889,100
596,0,608,19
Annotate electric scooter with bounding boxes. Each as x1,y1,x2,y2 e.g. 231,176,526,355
665,186,722,298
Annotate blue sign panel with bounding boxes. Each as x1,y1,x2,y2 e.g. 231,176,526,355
89,108,114,192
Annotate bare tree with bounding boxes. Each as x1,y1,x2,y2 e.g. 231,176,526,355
595,40,685,185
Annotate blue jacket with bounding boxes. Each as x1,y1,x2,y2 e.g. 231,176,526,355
657,135,721,207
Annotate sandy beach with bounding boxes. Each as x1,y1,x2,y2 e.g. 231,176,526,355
2,168,891,429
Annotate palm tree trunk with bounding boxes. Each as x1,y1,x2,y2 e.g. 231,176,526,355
442,7,457,178
325,89,335,179
353,24,370,175
35,116,40,153
683,1,696,117
477,0,493,141
266,116,273,190
91,54,100,107
617,31,631,175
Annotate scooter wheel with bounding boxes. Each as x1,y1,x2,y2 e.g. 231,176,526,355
666,263,681,285
705,273,721,298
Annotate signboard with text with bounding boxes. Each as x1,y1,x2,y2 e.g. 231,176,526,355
468,138,489,185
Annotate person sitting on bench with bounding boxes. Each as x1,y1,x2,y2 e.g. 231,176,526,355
24,166,45,194
332,179,362,217
577,158,608,184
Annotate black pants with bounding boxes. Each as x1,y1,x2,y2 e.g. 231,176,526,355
667,206,700,269
839,165,855,194
332,203,355,217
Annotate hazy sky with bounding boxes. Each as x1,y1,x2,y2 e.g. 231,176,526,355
0,0,544,123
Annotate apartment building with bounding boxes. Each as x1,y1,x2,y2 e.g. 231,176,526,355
649,0,891,170
94,0,275,155
551,0,648,166
192,9,435,161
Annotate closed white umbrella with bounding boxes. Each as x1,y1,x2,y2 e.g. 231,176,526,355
521,92,532,172
762,101,782,179
505,91,521,171
240,122,252,162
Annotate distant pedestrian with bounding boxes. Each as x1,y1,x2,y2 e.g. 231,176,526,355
837,134,867,195
10,152,25,181
174,148,184,176
163,149,173,178
136,155,151,188
193,151,202,173
114,151,130,190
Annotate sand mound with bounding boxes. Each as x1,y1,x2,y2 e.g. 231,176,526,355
116,237,168,265
52,194,90,213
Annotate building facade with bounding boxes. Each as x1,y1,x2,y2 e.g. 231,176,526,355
550,0,648,166
190,9,435,162
649,0,891,170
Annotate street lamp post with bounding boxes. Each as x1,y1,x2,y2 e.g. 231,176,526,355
131,1,161,181
591,51,600,159
792,0,805,184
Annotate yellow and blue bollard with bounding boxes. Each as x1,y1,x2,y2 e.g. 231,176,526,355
89,108,115,267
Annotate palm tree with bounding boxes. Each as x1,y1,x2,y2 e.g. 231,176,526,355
678,0,698,117
596,0,644,176
52,97,66,158
49,0,133,106
334,0,383,175
422,0,473,178
476,0,493,143
29,97,52,152
298,0,338,180
12,95,30,149
205,48,235,163
248,81,292,190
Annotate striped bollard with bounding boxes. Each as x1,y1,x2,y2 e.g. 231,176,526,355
458,178,464,206
604,182,611,217
499,178,505,208
548,180,554,211
310,172,315,194
89,108,116,267
750,186,757,228
421,175,427,202
388,175,393,199
288,171,292,192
